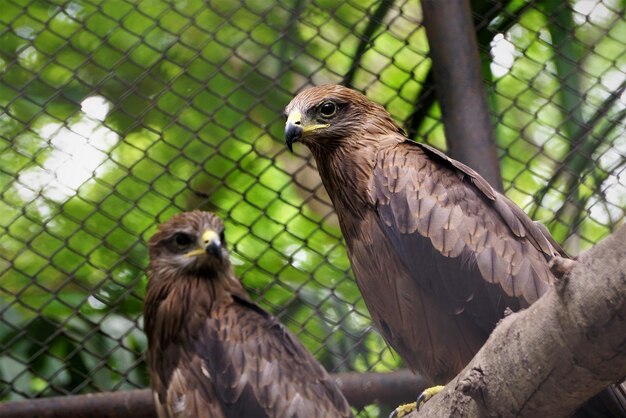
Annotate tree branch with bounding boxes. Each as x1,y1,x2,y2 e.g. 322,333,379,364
407,225,626,417
342,0,395,88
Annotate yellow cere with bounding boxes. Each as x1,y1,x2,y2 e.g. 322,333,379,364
201,229,219,244
286,110,302,126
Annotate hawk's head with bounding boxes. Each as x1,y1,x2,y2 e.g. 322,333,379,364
148,211,228,278
284,84,403,152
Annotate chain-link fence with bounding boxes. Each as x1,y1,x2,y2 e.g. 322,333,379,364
0,0,624,416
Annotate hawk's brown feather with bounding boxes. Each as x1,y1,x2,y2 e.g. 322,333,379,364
144,211,353,418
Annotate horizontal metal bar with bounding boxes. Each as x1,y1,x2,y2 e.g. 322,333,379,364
0,370,427,417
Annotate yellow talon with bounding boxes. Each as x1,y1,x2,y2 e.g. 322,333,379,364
389,385,445,417
417,385,445,408
389,402,417,418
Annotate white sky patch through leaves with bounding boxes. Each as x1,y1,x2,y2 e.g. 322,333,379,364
15,96,117,204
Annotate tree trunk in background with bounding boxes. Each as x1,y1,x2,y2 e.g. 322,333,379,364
421,0,503,191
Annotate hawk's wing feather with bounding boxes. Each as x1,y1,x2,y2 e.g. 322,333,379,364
200,296,352,418
155,355,227,418
373,140,560,329
194,297,352,418
416,142,566,256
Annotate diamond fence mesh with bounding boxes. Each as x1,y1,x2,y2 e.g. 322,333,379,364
0,0,624,416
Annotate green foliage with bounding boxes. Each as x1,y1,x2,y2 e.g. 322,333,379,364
489,1,626,250
0,1,624,416
0,0,407,405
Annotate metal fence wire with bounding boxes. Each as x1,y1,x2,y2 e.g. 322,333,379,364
0,0,624,416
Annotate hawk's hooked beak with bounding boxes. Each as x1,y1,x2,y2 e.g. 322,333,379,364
285,111,304,152
201,229,221,258
284,111,330,152
183,229,223,259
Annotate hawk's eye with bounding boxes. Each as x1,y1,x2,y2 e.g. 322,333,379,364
172,233,193,250
319,101,336,117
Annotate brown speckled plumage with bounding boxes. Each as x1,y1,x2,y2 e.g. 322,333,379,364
285,85,565,381
144,211,353,418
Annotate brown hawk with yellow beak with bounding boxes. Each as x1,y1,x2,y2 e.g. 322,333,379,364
284,84,626,416
144,211,353,418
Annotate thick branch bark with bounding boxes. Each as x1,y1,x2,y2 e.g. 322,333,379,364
406,225,626,417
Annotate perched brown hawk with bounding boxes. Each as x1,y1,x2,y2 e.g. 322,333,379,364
284,84,626,416
144,211,354,418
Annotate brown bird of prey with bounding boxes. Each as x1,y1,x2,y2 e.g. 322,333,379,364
144,211,353,418
284,84,625,416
